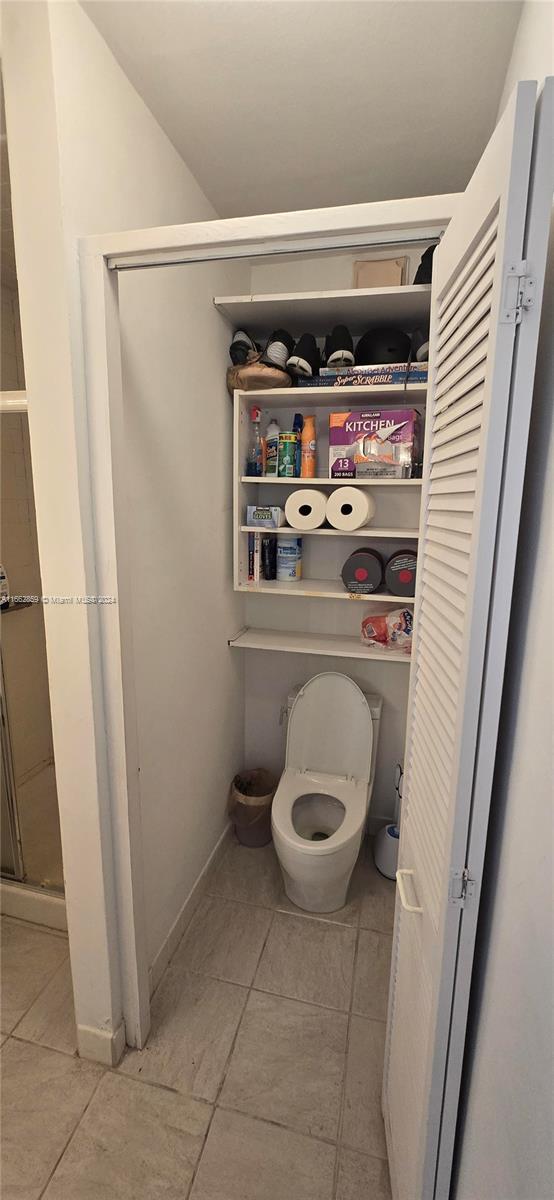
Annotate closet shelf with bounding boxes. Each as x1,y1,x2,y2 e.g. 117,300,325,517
240,476,422,488
240,525,419,540
228,627,411,663
235,383,426,407
237,578,412,602
215,284,431,335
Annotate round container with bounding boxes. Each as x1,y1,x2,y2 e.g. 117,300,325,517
229,768,276,847
341,547,383,595
278,432,298,478
385,549,418,597
277,536,303,582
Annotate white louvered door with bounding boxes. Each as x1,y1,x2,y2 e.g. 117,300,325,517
383,78,552,1200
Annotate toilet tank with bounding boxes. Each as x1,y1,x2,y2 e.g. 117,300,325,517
285,684,382,787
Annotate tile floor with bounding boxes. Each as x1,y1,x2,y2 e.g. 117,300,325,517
1,837,395,1199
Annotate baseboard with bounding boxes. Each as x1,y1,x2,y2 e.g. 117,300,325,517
148,822,233,996
0,880,67,931
77,1020,126,1066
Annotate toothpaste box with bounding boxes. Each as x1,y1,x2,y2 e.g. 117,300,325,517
329,409,421,479
246,505,286,529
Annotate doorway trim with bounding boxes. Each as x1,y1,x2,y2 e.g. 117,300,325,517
78,194,458,1051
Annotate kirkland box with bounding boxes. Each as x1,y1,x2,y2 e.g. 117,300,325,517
246,506,286,529
329,409,422,479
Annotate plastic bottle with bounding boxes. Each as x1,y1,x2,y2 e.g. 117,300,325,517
246,406,263,476
292,413,303,477
301,415,317,478
265,418,280,476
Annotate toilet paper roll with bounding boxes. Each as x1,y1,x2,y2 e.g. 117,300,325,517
326,487,376,532
285,489,328,531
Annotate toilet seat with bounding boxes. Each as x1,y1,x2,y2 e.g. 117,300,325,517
286,672,374,782
272,769,369,857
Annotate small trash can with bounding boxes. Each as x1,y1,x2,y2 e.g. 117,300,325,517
229,768,276,847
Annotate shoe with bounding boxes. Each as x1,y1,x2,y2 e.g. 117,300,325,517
324,324,354,368
287,333,320,378
355,326,411,365
261,329,295,373
229,329,257,365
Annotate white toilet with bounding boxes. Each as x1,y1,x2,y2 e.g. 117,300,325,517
272,672,382,913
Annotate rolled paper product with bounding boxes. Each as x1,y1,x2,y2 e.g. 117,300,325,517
285,488,328,531
326,486,376,531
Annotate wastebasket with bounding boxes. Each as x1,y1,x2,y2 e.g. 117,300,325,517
229,768,276,847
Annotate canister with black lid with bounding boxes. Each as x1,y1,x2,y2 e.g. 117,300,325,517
385,549,417,597
341,548,384,595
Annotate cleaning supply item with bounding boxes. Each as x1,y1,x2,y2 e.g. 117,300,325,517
301,415,316,478
246,506,285,529
326,486,375,531
341,548,384,595
285,489,327,531
277,536,302,582
246,406,263,476
292,414,303,476
278,432,298,478
265,418,280,476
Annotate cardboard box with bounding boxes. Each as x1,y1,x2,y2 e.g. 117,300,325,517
307,362,427,387
353,258,409,288
246,505,285,529
329,408,421,479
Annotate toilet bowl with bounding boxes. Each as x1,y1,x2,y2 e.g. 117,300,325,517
272,673,382,913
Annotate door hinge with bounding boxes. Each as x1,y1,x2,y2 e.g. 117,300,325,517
500,260,536,325
449,867,476,907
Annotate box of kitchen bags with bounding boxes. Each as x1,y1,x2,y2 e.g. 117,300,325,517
329,408,422,479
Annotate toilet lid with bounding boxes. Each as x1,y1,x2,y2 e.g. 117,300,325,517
286,672,373,782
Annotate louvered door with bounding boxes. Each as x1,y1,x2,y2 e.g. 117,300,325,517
383,78,551,1200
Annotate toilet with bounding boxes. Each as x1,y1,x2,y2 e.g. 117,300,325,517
272,672,382,913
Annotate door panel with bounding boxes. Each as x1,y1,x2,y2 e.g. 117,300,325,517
383,79,544,1200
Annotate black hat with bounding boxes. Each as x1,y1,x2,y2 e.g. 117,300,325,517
355,327,411,366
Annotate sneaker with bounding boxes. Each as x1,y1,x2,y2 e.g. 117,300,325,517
324,324,354,368
229,329,257,365
261,329,295,373
287,333,320,378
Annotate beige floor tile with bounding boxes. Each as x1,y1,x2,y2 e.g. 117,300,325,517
43,1072,211,1200
15,958,77,1055
352,929,392,1021
342,1015,387,1159
254,911,356,1011
1,1038,102,1200
190,1107,335,1200
174,895,272,986
359,849,396,934
119,965,247,1101
209,840,282,908
220,989,347,1139
0,917,69,1033
336,1148,392,1200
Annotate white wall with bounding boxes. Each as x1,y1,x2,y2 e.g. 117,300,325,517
454,9,553,1196
2,0,215,1059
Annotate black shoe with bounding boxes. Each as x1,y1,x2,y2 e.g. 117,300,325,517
287,333,320,378
261,329,295,372
229,329,257,365
324,324,354,368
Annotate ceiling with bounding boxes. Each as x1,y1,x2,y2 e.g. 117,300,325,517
83,0,521,218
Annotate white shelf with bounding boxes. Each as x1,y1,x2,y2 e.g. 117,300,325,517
237,578,412,602
215,285,431,335
241,476,422,488
229,627,411,663
235,383,426,408
240,525,419,540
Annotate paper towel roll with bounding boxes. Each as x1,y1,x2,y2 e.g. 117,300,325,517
285,489,328,530
326,487,376,531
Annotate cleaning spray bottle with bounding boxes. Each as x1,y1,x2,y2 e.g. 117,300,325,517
265,417,280,476
301,415,316,478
